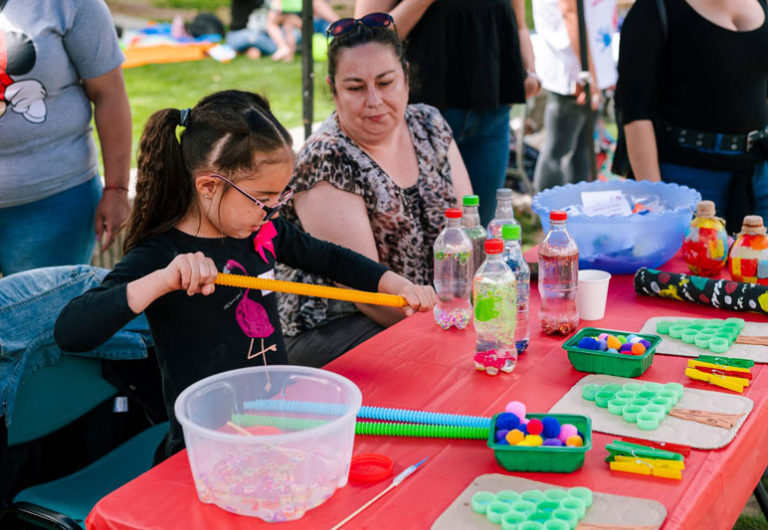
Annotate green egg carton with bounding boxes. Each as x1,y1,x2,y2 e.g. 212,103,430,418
487,413,592,473
563,327,661,378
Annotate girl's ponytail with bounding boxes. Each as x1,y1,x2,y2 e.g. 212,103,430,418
124,108,194,253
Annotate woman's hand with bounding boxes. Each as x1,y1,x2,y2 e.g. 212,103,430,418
162,252,219,296
398,283,438,316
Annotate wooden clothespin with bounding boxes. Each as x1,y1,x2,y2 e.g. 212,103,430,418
667,407,744,429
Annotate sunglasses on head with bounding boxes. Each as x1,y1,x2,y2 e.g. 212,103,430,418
326,12,396,38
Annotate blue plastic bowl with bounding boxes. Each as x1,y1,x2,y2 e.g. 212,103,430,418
532,180,701,274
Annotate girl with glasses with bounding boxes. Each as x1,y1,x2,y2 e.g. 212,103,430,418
277,16,472,368
55,89,436,461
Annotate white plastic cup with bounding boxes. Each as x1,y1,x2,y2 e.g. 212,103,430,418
576,269,611,320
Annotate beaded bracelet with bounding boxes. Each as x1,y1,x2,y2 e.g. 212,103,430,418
103,185,129,192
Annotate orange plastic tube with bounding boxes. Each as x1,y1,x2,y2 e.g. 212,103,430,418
215,273,408,307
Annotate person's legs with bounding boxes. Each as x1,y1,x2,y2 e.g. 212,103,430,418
659,163,733,218
533,92,589,191
266,11,291,60
226,28,278,56
442,106,511,226
281,14,302,61
284,313,385,368
0,177,100,276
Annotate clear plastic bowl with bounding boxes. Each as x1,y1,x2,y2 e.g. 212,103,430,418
532,180,701,274
174,365,362,522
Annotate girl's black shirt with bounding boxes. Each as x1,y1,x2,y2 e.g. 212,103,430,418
55,218,387,459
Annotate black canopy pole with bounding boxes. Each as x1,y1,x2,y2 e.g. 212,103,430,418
576,0,598,181
301,0,314,141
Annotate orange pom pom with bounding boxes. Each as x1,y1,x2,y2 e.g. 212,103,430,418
505,429,525,445
606,336,621,350
631,342,646,356
565,435,584,447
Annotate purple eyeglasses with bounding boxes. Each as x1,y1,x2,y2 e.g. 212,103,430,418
210,174,294,221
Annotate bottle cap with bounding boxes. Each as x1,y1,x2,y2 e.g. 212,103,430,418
463,195,479,207
349,453,394,483
502,224,520,240
550,210,567,221
496,188,513,199
445,208,462,219
485,239,504,254
695,200,716,217
741,215,767,236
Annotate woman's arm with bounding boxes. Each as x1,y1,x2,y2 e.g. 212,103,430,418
624,120,662,181
293,182,410,326
83,67,132,252
354,0,436,38
512,0,541,98
448,140,473,201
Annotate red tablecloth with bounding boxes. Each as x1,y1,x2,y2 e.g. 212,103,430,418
87,256,768,530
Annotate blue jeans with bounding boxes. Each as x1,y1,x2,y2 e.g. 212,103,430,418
442,106,511,226
226,28,278,55
753,161,768,220
0,265,152,426
0,177,101,276
659,163,733,217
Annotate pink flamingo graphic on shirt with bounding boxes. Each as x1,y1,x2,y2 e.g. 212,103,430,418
224,259,276,388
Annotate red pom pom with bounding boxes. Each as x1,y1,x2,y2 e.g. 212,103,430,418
526,418,543,436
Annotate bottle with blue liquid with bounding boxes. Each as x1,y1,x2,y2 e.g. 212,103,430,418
502,224,530,354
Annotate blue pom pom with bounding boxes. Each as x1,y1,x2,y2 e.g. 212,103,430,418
497,438,510,445
639,339,651,348
541,416,561,438
495,429,510,441
577,337,599,350
627,334,641,343
619,343,633,352
518,423,528,435
496,412,520,431
596,339,608,351
543,438,564,446
607,348,619,353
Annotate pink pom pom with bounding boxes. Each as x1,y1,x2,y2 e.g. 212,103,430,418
558,423,578,442
505,401,526,420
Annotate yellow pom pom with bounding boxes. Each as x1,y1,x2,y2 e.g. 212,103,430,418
505,429,525,445
525,434,543,446
565,435,584,447
606,336,621,350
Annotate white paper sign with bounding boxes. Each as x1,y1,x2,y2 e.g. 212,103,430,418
581,190,633,216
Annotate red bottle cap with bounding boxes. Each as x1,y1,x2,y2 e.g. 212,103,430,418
485,239,504,254
550,210,567,221
445,208,462,219
349,454,394,483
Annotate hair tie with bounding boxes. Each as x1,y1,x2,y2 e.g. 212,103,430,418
179,108,191,128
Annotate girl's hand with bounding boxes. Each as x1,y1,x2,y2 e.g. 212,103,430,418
398,284,438,316
162,252,219,296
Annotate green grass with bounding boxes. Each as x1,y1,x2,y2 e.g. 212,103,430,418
123,55,336,165
145,0,229,10
734,515,768,530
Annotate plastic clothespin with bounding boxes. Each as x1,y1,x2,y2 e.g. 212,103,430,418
689,364,753,381
619,437,691,457
688,359,752,375
685,367,747,393
696,355,754,370
609,457,682,480
613,455,685,470
605,440,684,462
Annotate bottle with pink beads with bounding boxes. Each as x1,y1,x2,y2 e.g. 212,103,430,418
433,208,474,330
493,401,584,448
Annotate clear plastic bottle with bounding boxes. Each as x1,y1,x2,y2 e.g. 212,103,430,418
538,210,579,335
473,239,517,375
502,224,530,354
487,188,520,240
433,208,473,330
461,195,487,277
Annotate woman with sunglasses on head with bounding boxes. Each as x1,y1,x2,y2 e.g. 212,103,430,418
277,16,472,368
355,0,541,226
54,90,436,461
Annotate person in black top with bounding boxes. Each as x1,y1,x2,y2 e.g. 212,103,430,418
354,0,541,225
617,0,768,232
54,90,437,460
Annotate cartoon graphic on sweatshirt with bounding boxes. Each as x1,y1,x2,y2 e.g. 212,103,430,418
0,0,47,123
